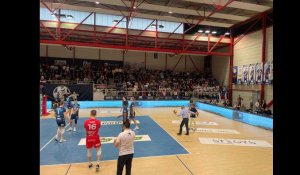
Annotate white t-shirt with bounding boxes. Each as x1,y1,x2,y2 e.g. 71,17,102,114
116,129,135,156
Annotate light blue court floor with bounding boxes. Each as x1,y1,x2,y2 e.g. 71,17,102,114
40,116,189,165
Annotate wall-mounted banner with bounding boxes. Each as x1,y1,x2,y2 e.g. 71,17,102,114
78,135,151,145
232,66,238,84
45,84,93,101
242,65,249,84
264,61,272,84
237,66,243,85
270,61,273,84
255,63,263,84
249,64,256,85
199,137,273,147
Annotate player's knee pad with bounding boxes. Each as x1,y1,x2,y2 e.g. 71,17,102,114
87,149,92,157
97,148,102,156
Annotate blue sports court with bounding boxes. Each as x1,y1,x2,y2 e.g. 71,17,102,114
40,115,189,165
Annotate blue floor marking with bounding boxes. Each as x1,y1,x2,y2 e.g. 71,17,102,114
40,116,189,165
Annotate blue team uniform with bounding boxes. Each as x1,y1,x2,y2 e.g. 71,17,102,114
71,103,80,120
55,107,66,127
129,102,135,119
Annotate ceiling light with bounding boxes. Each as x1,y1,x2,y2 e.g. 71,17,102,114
212,31,217,34
95,1,100,4
168,11,173,14
133,6,136,9
224,32,230,35
198,30,203,33
205,30,210,34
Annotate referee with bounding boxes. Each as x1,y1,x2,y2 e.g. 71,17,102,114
173,105,196,135
114,120,135,175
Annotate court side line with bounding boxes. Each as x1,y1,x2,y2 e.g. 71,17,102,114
40,123,70,152
148,115,191,154
65,164,72,175
176,155,194,175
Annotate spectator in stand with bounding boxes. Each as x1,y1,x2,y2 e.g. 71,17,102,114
261,100,267,111
255,100,260,112
237,95,243,107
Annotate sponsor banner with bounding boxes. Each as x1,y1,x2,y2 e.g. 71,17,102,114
45,84,93,101
242,65,249,84
270,61,273,83
199,138,273,147
183,128,240,134
232,66,238,84
256,63,263,84
264,61,271,84
172,120,218,126
101,120,140,125
249,64,256,85
78,135,151,145
237,66,243,84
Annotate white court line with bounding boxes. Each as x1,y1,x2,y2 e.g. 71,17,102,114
40,153,190,167
40,123,70,152
150,116,191,154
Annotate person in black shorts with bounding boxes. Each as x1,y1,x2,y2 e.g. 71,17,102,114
129,97,139,130
189,104,199,131
67,99,80,132
54,101,70,143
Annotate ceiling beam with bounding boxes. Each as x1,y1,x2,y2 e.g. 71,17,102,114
82,0,248,21
183,0,271,12
40,2,234,27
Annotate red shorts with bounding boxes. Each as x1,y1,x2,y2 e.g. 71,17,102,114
86,136,101,149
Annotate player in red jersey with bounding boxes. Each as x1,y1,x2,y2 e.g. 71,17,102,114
84,110,101,171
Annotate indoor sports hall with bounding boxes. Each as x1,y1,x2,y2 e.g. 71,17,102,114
39,0,273,175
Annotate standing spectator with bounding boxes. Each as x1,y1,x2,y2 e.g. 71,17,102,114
237,95,243,106
261,100,267,111
114,120,135,175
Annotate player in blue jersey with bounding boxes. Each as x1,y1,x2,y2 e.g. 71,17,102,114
54,101,70,143
65,93,73,117
67,99,80,132
129,97,139,130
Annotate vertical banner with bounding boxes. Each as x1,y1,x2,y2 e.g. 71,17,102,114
270,61,273,84
232,66,237,84
256,63,263,84
249,64,256,85
242,65,249,85
264,61,271,84
237,66,243,85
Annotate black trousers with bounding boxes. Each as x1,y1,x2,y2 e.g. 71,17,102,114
179,118,189,134
117,154,134,175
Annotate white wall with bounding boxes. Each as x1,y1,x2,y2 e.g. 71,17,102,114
212,47,230,86
40,44,204,72
232,26,273,109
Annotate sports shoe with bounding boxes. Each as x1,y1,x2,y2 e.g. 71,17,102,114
67,127,72,131
60,139,67,142
88,163,93,169
133,126,139,130
54,138,59,142
177,133,182,135
96,164,100,171
73,127,76,132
